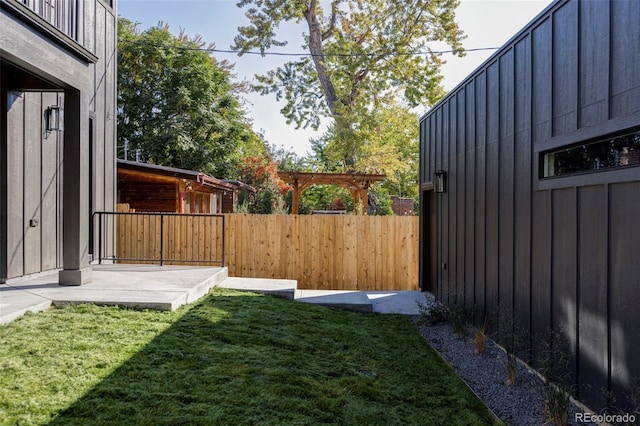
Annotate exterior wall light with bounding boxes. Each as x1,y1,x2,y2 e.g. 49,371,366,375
434,170,447,193
46,105,63,131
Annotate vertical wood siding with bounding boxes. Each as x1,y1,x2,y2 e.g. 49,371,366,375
1,0,117,278
90,1,118,259
5,92,63,277
419,0,640,413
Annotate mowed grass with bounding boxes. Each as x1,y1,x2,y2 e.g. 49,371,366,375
0,288,496,425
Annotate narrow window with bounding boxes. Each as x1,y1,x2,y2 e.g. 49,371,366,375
185,192,191,213
541,128,640,178
195,194,202,213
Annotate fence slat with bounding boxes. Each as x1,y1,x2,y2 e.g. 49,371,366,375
106,212,418,290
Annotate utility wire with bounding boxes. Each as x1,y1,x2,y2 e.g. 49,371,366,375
118,39,499,58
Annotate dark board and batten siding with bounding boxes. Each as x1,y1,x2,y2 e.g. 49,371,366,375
1,0,117,280
5,92,64,278
419,0,640,413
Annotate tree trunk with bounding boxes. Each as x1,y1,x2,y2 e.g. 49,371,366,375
304,0,356,167
303,0,339,117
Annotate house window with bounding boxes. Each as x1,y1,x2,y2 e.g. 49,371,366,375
542,128,640,178
185,193,191,213
211,194,218,214
194,194,202,213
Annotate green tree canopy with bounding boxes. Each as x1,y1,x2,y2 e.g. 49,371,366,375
118,19,255,177
233,0,464,164
354,103,420,200
299,102,419,214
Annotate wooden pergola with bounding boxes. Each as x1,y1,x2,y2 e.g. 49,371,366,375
278,171,386,215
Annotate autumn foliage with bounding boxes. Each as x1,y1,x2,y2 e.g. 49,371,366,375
237,156,289,195
236,156,290,213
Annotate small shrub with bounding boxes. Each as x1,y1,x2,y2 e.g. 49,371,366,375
417,298,449,326
447,300,468,337
234,198,249,214
473,318,489,354
417,296,469,337
505,352,518,386
543,381,570,426
539,327,572,425
600,377,640,425
272,193,288,214
495,308,520,385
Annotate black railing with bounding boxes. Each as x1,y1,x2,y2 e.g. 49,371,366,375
20,0,78,40
94,212,225,266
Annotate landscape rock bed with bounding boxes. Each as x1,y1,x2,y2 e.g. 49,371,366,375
413,293,595,426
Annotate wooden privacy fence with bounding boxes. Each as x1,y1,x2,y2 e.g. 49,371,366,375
103,210,419,290
225,214,419,291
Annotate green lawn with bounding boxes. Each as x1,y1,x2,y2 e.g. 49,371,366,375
0,288,496,425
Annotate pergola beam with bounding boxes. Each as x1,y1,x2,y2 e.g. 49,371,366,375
278,172,385,215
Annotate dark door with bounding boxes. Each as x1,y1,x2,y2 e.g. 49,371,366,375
420,190,438,292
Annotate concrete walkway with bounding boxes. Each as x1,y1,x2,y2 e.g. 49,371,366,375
1,266,427,325
220,277,427,315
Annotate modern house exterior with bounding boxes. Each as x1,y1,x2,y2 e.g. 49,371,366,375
419,0,639,413
117,160,255,214
1,0,117,284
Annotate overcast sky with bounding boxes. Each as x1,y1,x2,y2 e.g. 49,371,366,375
118,0,554,156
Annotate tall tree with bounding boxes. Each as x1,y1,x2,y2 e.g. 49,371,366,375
232,0,464,164
118,19,252,177
356,103,420,199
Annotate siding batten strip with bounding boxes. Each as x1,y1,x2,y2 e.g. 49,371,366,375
605,183,611,406
574,186,580,398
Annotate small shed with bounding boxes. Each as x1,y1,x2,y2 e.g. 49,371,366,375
117,160,255,213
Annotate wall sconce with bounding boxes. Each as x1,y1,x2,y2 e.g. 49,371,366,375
46,106,63,131
434,170,446,193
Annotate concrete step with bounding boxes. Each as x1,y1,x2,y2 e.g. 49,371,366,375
53,267,229,311
295,290,373,313
217,279,425,315
218,277,297,300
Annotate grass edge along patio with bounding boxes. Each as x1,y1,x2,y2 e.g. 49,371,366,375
0,288,497,425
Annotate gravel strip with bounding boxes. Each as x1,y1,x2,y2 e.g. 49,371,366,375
413,293,595,426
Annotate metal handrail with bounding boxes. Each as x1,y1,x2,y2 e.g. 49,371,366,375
93,211,225,266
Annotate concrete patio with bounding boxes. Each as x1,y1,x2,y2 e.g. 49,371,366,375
0,265,228,325
1,265,428,325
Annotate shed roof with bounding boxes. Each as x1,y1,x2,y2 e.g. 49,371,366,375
117,160,254,192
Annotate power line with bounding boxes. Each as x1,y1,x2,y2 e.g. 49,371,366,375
118,39,499,58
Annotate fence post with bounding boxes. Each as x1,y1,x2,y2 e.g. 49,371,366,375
221,215,225,267
159,214,165,266
98,213,103,265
